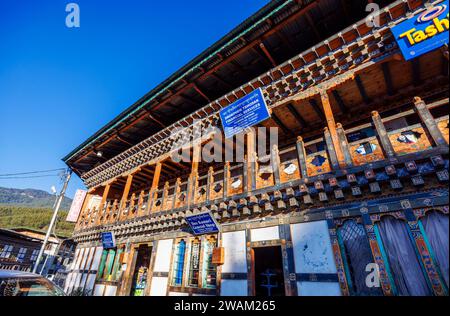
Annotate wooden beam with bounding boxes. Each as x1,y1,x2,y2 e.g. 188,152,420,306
381,62,394,96
147,112,166,128
305,12,321,41
271,113,292,135
309,99,325,120
259,42,277,67
193,84,211,103
331,90,347,113
211,72,233,89
355,75,371,104
286,103,308,128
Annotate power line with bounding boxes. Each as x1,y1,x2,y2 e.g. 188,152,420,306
0,174,62,180
0,168,66,177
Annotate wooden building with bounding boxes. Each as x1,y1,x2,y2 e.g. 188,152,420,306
63,0,449,296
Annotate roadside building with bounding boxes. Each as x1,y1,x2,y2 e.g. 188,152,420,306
0,228,75,285
63,0,449,296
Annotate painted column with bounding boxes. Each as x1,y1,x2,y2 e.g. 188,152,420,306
371,111,396,159
296,136,308,179
147,162,162,214
279,223,298,296
401,200,447,296
320,91,346,168
246,130,257,192
325,211,350,296
324,127,340,170
336,123,353,167
118,173,134,221
414,97,447,148
359,207,395,296
271,145,281,185
96,183,111,225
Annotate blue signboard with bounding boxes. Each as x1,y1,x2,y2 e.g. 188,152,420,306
101,232,116,249
185,212,220,235
219,88,270,139
391,2,449,61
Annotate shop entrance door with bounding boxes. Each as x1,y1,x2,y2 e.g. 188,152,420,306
130,245,152,296
253,246,285,296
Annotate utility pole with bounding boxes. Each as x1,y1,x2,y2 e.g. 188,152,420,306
32,169,72,274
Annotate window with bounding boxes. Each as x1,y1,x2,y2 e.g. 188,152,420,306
17,248,28,263
338,220,382,296
202,236,217,289
171,235,218,289
172,239,186,286
0,245,14,258
30,249,39,262
188,238,201,287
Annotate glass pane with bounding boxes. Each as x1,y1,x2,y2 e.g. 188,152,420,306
339,220,383,296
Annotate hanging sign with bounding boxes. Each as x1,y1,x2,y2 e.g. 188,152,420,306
66,189,87,222
391,2,449,61
185,211,220,235
101,232,116,249
219,88,271,139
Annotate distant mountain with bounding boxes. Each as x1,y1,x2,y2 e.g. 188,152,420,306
0,187,73,210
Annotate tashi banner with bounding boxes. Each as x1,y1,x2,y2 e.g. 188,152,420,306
391,1,449,61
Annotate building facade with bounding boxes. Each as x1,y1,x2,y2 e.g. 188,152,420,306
63,0,449,296
0,228,75,283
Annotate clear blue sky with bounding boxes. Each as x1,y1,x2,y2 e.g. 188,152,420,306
0,0,269,198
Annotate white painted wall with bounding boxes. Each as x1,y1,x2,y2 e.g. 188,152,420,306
291,221,337,274
220,280,248,296
93,284,105,296
153,239,174,272
297,281,342,296
250,226,279,242
104,285,117,296
149,277,169,296
221,230,247,273
291,221,341,296
168,291,189,296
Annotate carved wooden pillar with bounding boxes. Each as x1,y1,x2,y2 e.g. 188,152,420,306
96,183,111,225
76,193,92,231
360,207,396,296
271,145,281,185
188,140,202,208
206,167,214,202
325,211,350,296
401,202,448,296
336,123,353,167
118,174,134,221
414,97,447,148
246,130,256,192
147,162,162,214
162,181,170,211
296,136,308,179
371,111,396,159
324,127,340,169
172,178,181,210
320,91,346,168
223,161,230,199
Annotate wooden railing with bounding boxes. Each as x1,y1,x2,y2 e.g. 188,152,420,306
77,99,449,230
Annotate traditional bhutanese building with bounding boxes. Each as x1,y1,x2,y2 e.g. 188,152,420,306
63,0,449,296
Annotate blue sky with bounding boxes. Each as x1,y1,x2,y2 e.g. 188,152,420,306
0,0,269,198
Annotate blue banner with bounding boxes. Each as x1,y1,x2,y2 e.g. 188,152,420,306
185,212,220,235
391,2,449,61
101,232,116,249
219,88,270,139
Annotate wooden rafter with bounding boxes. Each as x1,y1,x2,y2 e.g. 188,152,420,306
355,75,371,104
286,103,308,128
381,62,394,96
